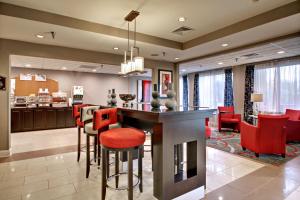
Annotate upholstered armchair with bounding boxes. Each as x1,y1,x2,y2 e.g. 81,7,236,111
285,109,300,142
240,114,289,157
218,106,241,132
205,118,212,138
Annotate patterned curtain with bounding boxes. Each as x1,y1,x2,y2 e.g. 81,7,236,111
244,65,255,123
193,73,199,107
224,68,234,106
182,75,188,107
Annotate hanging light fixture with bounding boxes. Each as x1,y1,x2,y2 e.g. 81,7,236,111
120,10,145,75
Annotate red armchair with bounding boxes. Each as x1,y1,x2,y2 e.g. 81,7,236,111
205,118,212,138
218,106,241,132
285,109,300,142
240,114,289,157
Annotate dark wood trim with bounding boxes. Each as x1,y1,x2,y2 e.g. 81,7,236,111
0,145,77,163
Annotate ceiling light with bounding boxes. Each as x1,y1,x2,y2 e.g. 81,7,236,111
181,69,186,72
36,34,44,39
218,62,223,65
92,69,97,72
221,43,229,47
24,64,31,67
277,50,285,54
113,47,119,50
178,17,186,22
175,57,180,60
62,67,67,70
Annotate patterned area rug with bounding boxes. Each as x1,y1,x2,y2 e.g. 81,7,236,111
206,129,300,165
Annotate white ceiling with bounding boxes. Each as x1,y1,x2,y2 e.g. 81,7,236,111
10,55,152,77
179,36,300,74
0,0,295,42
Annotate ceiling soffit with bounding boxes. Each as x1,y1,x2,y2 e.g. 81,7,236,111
1,1,299,51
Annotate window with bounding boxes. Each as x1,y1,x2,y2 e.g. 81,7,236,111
254,58,300,112
198,70,225,108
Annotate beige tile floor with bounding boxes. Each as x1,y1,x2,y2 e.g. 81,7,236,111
11,128,83,154
6,128,267,200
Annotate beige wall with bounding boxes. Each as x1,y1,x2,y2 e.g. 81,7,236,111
11,67,150,105
0,38,175,153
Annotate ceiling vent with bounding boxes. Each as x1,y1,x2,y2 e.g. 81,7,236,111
151,53,159,57
241,53,260,59
79,65,98,69
172,26,194,35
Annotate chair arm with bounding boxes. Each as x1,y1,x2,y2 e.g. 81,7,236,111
241,121,258,139
286,119,300,131
233,114,242,121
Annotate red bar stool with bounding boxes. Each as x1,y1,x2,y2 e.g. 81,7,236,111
73,104,89,162
94,108,145,200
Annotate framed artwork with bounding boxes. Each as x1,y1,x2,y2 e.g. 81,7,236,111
20,73,32,81
35,74,46,81
0,76,6,91
158,69,173,98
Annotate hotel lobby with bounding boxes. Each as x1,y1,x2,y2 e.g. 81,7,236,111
0,1,300,200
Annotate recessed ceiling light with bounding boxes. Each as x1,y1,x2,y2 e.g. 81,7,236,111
113,47,119,50
221,43,229,47
24,64,31,67
181,69,186,72
92,69,97,72
36,34,44,39
178,17,186,22
218,62,223,65
62,67,67,70
277,50,285,54
175,57,179,60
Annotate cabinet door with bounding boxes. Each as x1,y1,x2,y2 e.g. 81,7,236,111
11,110,23,132
34,109,46,130
65,108,75,127
56,108,66,128
23,110,34,131
46,109,57,129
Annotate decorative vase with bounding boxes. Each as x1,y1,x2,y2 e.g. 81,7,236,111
107,90,112,106
165,83,176,110
151,84,161,109
111,89,117,107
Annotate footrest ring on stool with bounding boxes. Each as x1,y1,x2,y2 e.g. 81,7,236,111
106,172,140,191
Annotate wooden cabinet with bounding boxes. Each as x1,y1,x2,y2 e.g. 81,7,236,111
34,109,47,130
23,110,34,131
11,109,22,132
11,107,75,133
46,109,57,129
65,107,75,127
56,108,66,128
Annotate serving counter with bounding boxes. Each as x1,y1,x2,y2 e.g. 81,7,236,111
11,106,75,133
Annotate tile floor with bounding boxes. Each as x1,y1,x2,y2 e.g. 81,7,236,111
5,128,299,200
11,128,83,154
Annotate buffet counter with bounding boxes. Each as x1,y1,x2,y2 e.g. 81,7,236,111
11,106,75,133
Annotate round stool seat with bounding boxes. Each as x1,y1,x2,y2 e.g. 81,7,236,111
100,128,145,149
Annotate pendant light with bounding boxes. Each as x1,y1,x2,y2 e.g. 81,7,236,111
120,10,145,75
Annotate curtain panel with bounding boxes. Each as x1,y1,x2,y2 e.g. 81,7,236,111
244,65,255,123
182,75,189,107
254,58,300,112
193,73,199,107
224,68,234,106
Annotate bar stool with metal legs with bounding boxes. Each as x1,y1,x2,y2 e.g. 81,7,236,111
80,105,102,178
73,104,89,162
94,108,145,200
